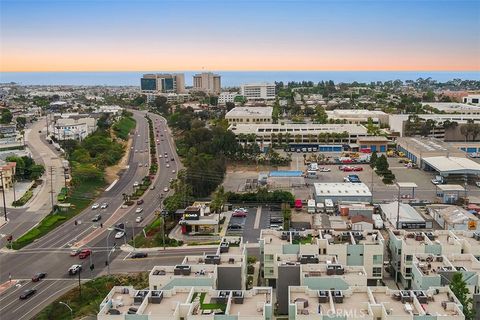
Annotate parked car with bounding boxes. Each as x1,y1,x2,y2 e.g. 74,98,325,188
235,208,247,213
31,272,47,282
232,211,247,217
100,203,108,209
352,166,363,172
135,207,143,214
68,264,82,275
227,224,243,231
91,203,100,209
92,214,101,222
135,216,144,223
136,199,144,205
19,289,37,300
78,249,92,259
131,252,148,259
319,167,331,172
70,249,81,256
115,231,125,239
163,187,169,192
128,307,139,314
133,181,139,187
476,182,480,188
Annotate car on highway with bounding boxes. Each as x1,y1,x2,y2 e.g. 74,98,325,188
150,185,155,190
91,203,100,209
158,154,162,158
68,264,82,275
136,199,144,205
131,252,148,259
78,249,92,259
135,207,143,214
19,289,37,300
166,164,170,168
100,203,108,209
135,216,144,223
115,231,125,239
115,223,125,231
31,272,47,282
172,169,176,173
232,210,247,217
133,181,139,187
164,152,168,155
163,187,169,192
135,149,138,153
70,248,81,256
92,214,101,222
138,163,143,167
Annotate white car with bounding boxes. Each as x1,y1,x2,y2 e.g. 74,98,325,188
133,181,139,187
476,182,480,188
319,167,331,172
135,207,143,214
163,187,169,192
166,164,170,168
100,203,108,209
114,231,125,239
138,163,143,167
159,155,163,158
91,203,100,210
172,169,176,173
135,216,143,223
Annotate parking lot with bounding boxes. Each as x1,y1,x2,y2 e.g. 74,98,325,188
226,206,281,242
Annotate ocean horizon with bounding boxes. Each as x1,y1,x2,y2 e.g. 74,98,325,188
1,71,479,87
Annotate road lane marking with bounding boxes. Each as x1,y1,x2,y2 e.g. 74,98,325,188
9,280,60,314
254,206,262,229
0,281,47,311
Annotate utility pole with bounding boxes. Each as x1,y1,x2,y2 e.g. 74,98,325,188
0,171,7,221
49,166,55,212
396,183,401,230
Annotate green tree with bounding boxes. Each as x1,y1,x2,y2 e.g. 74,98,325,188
225,102,235,111
210,185,226,213
0,109,13,124
375,154,389,172
370,151,378,169
450,272,475,320
314,105,328,123
16,117,27,129
366,117,381,135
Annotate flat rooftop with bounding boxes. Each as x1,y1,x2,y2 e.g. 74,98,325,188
397,137,463,156
229,123,368,135
421,102,480,112
314,182,372,197
423,156,480,174
143,291,189,316
225,106,273,117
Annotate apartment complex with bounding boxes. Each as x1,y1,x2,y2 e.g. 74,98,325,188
229,123,368,145
240,83,276,100
140,73,185,94
218,92,239,104
98,286,272,320
225,107,273,125
288,285,464,319
0,160,16,190
192,72,221,94
388,229,480,288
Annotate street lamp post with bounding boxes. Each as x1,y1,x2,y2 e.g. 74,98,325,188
396,183,401,230
59,301,73,319
106,228,115,276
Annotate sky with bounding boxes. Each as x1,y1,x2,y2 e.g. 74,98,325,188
0,0,479,72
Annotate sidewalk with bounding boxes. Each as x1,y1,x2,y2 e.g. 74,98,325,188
120,243,220,252
0,280,19,295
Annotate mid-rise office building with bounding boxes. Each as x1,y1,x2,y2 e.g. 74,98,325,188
463,94,480,105
225,107,273,125
192,72,221,94
326,109,389,125
218,92,239,104
140,73,185,94
240,83,276,100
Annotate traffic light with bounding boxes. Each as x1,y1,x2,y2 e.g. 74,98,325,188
105,260,109,266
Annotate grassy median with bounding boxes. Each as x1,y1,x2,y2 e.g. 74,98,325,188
33,273,149,320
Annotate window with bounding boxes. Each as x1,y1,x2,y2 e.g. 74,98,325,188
405,268,412,276
372,267,382,277
373,255,383,265
153,285,158,290
405,255,413,262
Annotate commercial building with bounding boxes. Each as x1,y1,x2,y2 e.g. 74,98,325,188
463,94,480,105
313,183,372,204
396,137,465,168
379,201,432,230
427,205,479,231
389,114,480,138
288,285,464,320
422,102,480,114
193,72,221,94
179,204,220,235
140,73,185,94
230,123,367,145
240,83,276,100
225,107,273,125
435,184,466,204
93,105,123,116
326,109,389,125
218,92,239,104
98,286,272,320
53,117,97,141
356,136,389,153
388,229,480,288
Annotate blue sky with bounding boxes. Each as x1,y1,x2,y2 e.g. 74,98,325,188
1,0,479,71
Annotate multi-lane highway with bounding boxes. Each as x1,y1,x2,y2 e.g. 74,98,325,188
0,110,192,320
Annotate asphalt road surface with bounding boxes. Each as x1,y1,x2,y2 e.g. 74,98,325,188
0,110,188,320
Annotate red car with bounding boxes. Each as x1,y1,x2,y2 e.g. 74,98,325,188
352,167,363,171
232,211,247,217
341,166,353,172
78,249,92,259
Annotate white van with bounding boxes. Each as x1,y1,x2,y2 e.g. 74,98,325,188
316,203,325,213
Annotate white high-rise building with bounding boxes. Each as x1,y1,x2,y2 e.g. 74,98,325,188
240,83,276,100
